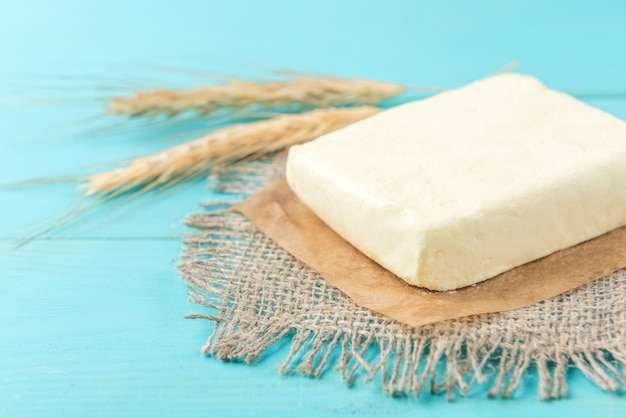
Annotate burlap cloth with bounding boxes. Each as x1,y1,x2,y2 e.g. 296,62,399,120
178,152,626,400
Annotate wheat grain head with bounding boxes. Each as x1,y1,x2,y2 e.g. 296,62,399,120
84,106,380,196
108,78,403,117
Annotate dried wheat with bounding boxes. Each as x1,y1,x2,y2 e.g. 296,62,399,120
108,78,403,117
85,106,380,196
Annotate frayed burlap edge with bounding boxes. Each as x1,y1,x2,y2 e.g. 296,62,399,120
179,152,626,400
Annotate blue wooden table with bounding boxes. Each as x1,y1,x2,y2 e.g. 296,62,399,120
2,1,626,416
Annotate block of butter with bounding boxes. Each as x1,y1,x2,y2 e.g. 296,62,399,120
286,74,626,291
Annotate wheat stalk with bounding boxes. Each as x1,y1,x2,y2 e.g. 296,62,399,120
108,77,403,117
84,106,380,196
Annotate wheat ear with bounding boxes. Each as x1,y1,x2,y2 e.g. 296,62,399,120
108,77,403,117
84,106,380,196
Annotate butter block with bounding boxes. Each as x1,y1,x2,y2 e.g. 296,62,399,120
286,74,626,291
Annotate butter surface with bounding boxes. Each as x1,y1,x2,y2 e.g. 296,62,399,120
286,74,626,291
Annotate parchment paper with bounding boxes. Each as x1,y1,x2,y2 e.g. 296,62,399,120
233,178,626,327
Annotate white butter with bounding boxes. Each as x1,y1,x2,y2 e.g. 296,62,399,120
286,74,626,291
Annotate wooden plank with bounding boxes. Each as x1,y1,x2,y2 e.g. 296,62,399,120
2,0,626,415
1,240,625,417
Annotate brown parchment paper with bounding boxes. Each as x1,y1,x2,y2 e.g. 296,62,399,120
233,177,626,328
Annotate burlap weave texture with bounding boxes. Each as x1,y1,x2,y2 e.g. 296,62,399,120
179,153,626,400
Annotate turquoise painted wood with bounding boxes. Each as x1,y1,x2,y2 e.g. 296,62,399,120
2,1,626,416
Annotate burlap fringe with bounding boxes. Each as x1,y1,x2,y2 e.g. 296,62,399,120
178,153,626,401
